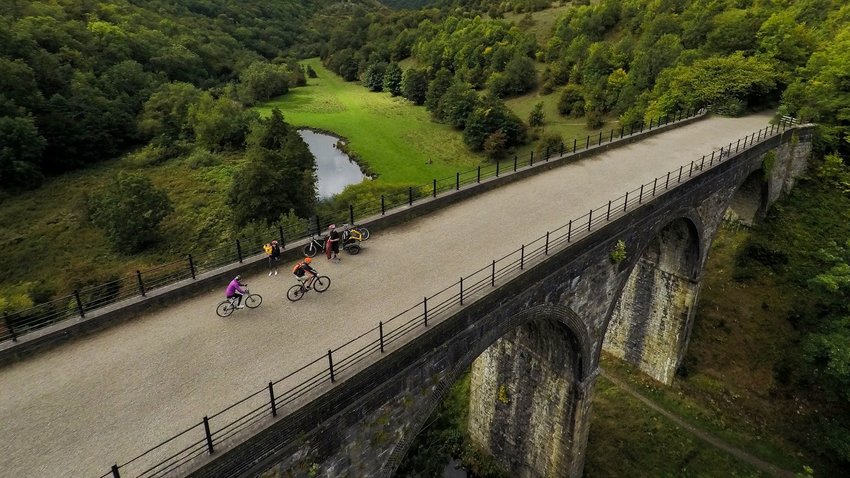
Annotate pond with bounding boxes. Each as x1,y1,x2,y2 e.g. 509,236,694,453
297,129,366,199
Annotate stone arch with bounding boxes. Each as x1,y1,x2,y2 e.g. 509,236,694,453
382,304,594,478
603,215,703,384
725,168,768,226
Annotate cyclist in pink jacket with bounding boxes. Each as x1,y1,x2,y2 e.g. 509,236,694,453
225,275,247,309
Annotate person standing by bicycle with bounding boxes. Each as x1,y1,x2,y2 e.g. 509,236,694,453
225,275,247,309
267,240,281,276
292,257,319,289
327,224,341,262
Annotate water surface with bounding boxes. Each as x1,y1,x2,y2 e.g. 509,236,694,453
297,129,366,198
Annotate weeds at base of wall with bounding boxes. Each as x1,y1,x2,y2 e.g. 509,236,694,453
609,240,627,264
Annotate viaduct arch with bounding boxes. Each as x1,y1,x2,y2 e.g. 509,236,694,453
184,126,813,478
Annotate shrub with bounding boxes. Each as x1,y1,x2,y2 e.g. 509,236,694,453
87,172,173,252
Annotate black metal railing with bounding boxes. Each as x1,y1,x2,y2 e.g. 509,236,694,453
3,108,706,346
98,117,798,478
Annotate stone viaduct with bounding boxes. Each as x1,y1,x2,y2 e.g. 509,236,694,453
173,125,812,478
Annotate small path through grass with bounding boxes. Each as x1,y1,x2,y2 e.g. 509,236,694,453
600,369,795,478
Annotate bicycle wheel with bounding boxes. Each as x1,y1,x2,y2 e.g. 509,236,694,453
357,227,370,240
216,300,235,317
303,242,318,257
245,294,263,308
287,284,305,301
313,276,331,293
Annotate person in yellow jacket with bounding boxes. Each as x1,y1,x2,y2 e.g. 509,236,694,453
264,241,281,276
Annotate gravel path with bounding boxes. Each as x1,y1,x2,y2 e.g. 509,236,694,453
0,113,775,478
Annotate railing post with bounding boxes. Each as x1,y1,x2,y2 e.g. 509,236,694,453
514,154,517,172
652,178,657,196
315,215,321,235
381,195,385,215
236,239,243,263
701,155,706,169
679,165,683,183
624,191,629,212
4,313,16,342
203,416,214,454
640,122,644,133
585,135,590,149
477,166,481,183
620,126,624,138
423,297,428,326
568,220,572,242
111,464,120,478
74,290,85,318
433,179,436,198
710,150,715,165
188,254,196,280
545,231,549,255
530,150,534,166
491,260,496,286
736,138,741,152
268,382,277,417
520,245,524,270
408,187,413,206
456,172,460,190
459,277,463,305
496,159,500,177
606,200,611,220
136,270,145,297
279,225,286,248
587,209,592,231
327,350,335,382
598,131,602,145
545,145,550,160
379,321,384,352
757,129,762,141
349,204,354,224
665,172,670,190
573,138,577,153
560,143,564,156
639,184,644,204
649,118,653,130
610,129,614,143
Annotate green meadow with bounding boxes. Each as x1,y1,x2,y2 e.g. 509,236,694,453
257,58,484,185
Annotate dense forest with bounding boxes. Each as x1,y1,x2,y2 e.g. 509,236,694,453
2,0,850,472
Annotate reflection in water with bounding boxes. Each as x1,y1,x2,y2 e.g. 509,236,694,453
297,129,366,198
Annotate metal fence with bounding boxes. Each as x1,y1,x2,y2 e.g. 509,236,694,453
2,108,706,345
97,117,798,478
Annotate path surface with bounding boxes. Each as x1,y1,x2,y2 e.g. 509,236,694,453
0,113,774,478
600,370,795,478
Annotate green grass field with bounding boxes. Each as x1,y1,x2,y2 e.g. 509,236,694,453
502,3,573,45
257,58,484,185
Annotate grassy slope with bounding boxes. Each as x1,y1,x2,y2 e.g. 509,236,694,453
0,153,244,293
257,58,484,184
585,374,768,477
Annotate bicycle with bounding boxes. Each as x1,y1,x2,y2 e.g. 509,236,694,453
303,234,326,257
216,287,263,317
286,275,331,301
341,223,369,241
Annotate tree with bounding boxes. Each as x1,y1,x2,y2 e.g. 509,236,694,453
239,61,290,104
138,82,203,142
463,96,526,151
425,69,454,113
483,130,508,159
0,114,46,190
362,62,387,92
87,172,173,252
528,102,545,127
558,84,585,117
487,54,538,97
383,63,403,96
189,92,257,151
401,68,428,105
437,82,480,128
229,110,316,226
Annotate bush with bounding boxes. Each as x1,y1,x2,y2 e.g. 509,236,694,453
87,172,174,252
586,110,605,129
535,133,563,158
